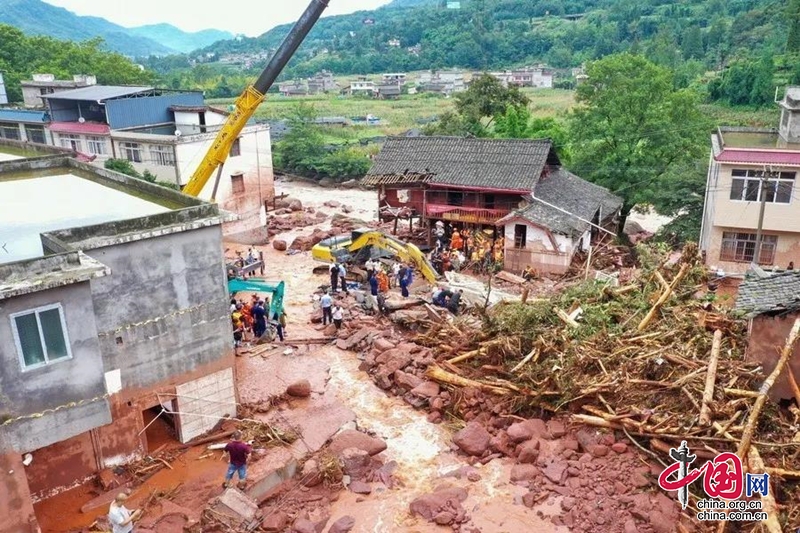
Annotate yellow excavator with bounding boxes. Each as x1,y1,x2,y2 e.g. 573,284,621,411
182,0,329,198
312,229,440,283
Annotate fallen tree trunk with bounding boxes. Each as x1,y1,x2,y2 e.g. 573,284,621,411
425,365,511,395
699,329,723,426
637,263,689,332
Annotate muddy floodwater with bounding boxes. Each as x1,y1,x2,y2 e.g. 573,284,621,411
0,172,171,263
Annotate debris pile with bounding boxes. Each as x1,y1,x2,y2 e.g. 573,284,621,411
343,243,800,531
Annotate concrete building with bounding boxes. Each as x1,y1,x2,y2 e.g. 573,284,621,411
0,154,236,531
278,81,309,96
0,109,50,145
21,73,97,108
382,73,407,84
488,67,554,89
700,87,800,275
349,79,376,96
417,70,465,96
377,83,402,99
308,70,337,94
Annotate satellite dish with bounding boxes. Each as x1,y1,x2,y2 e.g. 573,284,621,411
78,117,86,123
175,129,182,137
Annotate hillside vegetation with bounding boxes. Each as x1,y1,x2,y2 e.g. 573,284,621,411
0,0,231,56
194,0,795,93
0,24,153,103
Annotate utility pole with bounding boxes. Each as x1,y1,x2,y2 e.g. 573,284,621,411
753,165,772,266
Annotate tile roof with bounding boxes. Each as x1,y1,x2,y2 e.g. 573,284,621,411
735,270,800,317
365,136,559,192
498,168,623,237
0,109,48,123
715,150,800,166
41,85,154,102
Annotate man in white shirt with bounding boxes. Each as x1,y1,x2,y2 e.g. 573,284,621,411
365,258,375,279
108,493,141,533
332,304,344,329
320,291,333,325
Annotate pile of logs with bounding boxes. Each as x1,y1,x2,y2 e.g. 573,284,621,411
413,243,800,531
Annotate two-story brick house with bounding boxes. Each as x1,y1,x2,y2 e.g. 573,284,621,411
700,87,800,274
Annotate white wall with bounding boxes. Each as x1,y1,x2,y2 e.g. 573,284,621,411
503,222,574,253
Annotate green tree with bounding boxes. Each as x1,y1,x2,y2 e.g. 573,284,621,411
104,158,140,177
274,104,326,174
423,110,472,136
568,54,708,235
453,73,529,134
788,0,800,54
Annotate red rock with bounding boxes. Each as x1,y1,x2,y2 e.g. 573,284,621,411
589,444,609,458
328,516,355,533
426,411,442,424
547,420,567,438
489,431,513,456
373,337,395,352
430,397,445,411
631,472,650,488
611,442,628,454
510,464,538,482
452,422,491,457
409,487,468,520
348,481,372,494
324,200,341,208
329,430,387,456
507,419,548,443
562,438,580,451
323,324,337,336
433,512,455,525
394,370,423,391
96,468,118,491
648,511,672,533
272,239,287,251
338,448,371,477
292,518,316,533
517,439,540,464
467,471,481,482
301,459,323,487
286,380,312,398
614,481,628,495
543,459,568,484
288,200,303,211
575,427,603,452
410,381,440,398
623,519,638,533
263,512,289,531
561,497,577,511
521,491,536,508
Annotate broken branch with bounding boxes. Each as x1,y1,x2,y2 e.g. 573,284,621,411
699,329,723,426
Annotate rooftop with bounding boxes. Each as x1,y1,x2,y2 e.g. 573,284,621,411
712,127,800,167
779,86,800,110
0,251,109,301
735,269,800,317
364,137,560,192
0,108,49,123
41,85,154,102
498,168,623,237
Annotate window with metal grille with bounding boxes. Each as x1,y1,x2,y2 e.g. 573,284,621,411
231,173,245,194
719,232,777,265
514,224,527,249
729,169,794,204
86,136,107,155
0,122,21,140
59,134,81,151
10,304,72,370
120,142,142,163
25,125,46,144
150,144,175,166
229,138,242,157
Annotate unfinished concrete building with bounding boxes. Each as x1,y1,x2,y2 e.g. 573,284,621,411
0,153,236,531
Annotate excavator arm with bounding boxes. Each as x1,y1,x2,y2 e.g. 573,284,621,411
182,0,329,198
348,232,440,283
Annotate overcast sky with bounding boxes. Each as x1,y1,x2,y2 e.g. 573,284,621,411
42,0,392,36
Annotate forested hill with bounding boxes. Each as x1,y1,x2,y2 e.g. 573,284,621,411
197,0,793,80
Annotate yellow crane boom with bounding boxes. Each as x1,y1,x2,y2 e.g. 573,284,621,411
182,0,330,198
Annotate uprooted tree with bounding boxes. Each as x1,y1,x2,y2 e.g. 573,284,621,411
568,54,709,237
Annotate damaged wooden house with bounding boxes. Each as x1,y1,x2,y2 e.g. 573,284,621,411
735,268,800,401
363,136,621,275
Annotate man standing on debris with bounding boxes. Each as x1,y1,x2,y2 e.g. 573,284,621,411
447,289,463,315
320,291,333,325
108,492,141,533
329,260,339,293
365,257,375,279
401,265,413,298
332,303,344,329
338,262,349,294
223,431,251,490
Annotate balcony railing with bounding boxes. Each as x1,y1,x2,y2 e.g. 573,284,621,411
426,203,511,225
